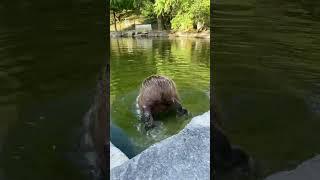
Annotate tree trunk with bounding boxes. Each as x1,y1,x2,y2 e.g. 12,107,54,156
113,12,117,32
118,15,122,31
157,16,162,31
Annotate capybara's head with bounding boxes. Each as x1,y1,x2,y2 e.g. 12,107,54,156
137,75,188,129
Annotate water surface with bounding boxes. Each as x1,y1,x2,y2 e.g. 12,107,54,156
214,0,320,178
0,1,105,179
110,37,210,158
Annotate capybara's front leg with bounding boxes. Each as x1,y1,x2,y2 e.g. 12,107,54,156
141,107,154,130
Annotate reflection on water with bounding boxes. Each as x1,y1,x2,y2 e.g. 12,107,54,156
110,37,210,157
214,0,320,178
0,1,105,180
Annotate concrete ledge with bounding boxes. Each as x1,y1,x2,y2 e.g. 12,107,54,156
110,111,210,180
110,142,129,169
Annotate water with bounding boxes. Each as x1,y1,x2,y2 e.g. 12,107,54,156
214,0,320,178
110,37,210,158
0,1,106,179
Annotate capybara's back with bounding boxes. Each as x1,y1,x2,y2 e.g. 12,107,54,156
138,75,179,110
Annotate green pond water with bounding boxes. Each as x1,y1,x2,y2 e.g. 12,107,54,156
214,0,320,179
110,37,210,158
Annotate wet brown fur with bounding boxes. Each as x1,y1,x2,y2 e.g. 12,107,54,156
138,75,180,114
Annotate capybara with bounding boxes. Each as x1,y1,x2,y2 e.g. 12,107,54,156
137,75,188,129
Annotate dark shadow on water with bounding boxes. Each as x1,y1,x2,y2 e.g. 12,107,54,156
110,122,136,159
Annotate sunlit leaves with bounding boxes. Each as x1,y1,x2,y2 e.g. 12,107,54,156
154,0,210,31
110,0,210,31
110,0,135,12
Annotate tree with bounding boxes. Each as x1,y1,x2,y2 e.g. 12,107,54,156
189,0,210,31
110,0,135,31
154,0,210,31
154,0,177,30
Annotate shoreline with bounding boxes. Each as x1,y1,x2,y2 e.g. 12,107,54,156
110,30,210,39
169,31,210,39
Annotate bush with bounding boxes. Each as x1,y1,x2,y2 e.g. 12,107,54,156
171,13,193,31
154,0,210,31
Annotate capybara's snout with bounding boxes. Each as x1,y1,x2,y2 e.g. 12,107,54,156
177,107,188,117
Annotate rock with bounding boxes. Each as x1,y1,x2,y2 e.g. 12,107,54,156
110,32,123,38
197,22,204,31
126,31,134,37
146,31,169,37
111,30,170,38
110,142,129,169
265,155,320,180
169,31,210,39
110,111,210,180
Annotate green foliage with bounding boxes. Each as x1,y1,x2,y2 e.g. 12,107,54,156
110,0,134,12
190,0,210,26
140,1,156,17
110,0,210,31
111,0,156,19
154,0,178,17
110,0,136,31
154,0,210,31
171,13,193,31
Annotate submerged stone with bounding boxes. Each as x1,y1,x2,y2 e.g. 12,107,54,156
265,155,320,180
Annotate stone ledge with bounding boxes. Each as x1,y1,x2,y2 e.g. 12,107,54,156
110,111,210,180
110,142,129,169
